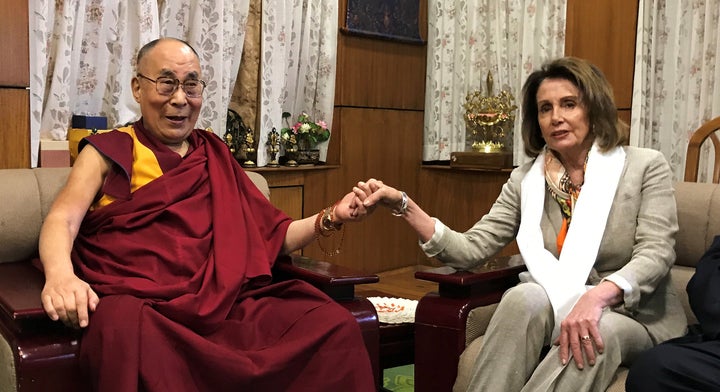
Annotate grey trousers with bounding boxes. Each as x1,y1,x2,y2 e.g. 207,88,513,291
463,283,653,392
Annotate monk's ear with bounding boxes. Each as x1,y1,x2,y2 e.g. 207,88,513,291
131,76,141,103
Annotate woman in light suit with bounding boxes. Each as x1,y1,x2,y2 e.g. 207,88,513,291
355,57,687,391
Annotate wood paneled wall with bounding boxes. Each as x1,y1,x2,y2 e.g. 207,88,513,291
294,2,429,273
0,90,30,169
565,0,640,124
0,0,30,169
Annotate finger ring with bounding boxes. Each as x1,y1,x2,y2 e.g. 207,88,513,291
581,335,591,341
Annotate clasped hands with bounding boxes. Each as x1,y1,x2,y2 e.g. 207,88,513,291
336,179,404,221
351,179,405,214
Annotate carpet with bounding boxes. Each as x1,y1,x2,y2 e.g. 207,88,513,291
383,364,414,391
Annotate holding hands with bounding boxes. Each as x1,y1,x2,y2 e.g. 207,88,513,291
353,179,436,243
353,179,406,214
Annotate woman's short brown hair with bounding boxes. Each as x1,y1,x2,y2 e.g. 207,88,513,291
520,57,628,157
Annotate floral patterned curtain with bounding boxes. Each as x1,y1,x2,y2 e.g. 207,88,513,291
160,1,249,140
630,0,720,182
423,0,567,165
258,0,338,166
29,0,248,166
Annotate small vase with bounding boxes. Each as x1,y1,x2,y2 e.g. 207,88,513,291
296,149,320,165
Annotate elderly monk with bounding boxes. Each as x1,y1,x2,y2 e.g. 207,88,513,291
38,37,375,392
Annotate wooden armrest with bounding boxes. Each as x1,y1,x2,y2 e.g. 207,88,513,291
0,262,46,320
415,254,526,298
272,254,379,300
413,255,525,392
0,261,63,333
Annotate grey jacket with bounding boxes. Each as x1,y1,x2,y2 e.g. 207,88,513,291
424,146,687,343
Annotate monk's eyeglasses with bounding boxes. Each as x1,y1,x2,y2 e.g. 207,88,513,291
137,73,206,98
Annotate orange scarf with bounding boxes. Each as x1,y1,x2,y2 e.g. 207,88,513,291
544,150,585,253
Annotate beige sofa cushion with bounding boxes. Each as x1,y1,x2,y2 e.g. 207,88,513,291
0,168,69,264
674,181,720,268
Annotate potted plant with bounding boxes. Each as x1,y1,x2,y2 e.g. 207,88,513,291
280,112,330,165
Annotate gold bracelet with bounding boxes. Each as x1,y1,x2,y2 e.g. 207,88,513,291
314,201,345,256
322,203,343,232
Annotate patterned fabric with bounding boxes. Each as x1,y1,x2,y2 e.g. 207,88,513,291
631,0,720,182
29,0,249,166
423,0,566,165
544,149,586,253
258,0,338,166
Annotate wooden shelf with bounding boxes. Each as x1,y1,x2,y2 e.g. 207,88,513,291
245,164,340,172
421,164,513,173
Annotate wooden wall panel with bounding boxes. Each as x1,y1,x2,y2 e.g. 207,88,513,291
302,107,425,273
565,0,639,110
269,186,303,221
335,35,427,110
335,1,428,110
0,0,31,168
416,168,518,265
0,89,30,169
0,0,29,87
618,109,631,131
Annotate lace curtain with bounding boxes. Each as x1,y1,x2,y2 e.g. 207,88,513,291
423,0,567,165
630,0,720,182
257,0,338,167
29,0,248,166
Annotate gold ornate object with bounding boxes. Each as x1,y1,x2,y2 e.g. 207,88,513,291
284,134,299,167
266,127,280,167
223,110,257,167
242,129,257,168
463,71,518,153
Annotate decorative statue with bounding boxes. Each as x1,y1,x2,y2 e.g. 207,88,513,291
242,128,257,168
266,127,280,167
284,134,299,167
463,71,518,153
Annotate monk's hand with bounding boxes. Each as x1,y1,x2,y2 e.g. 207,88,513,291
334,191,371,222
555,292,605,369
41,272,99,329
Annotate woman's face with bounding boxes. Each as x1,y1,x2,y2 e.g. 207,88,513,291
536,78,593,160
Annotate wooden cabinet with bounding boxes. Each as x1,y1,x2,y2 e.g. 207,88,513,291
254,170,307,221
1,0,31,168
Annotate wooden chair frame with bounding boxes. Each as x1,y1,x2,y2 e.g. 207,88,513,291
684,116,720,183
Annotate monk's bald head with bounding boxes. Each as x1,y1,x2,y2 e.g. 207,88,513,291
136,38,199,72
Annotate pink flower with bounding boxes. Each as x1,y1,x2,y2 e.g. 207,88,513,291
316,120,327,129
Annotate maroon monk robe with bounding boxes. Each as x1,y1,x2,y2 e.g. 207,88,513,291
71,122,375,392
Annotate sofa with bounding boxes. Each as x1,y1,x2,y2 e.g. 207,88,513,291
413,180,720,392
0,167,382,392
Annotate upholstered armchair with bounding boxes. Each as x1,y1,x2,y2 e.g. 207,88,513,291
412,181,720,392
0,167,381,392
